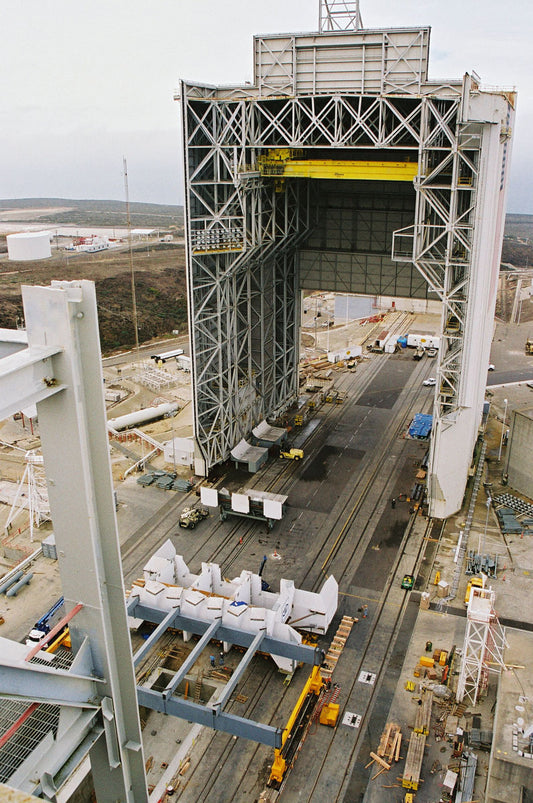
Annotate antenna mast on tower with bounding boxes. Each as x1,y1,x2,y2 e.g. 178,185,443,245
319,0,363,31
123,156,140,356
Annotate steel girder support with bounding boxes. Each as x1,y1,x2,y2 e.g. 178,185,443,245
162,621,221,700
7,282,148,803
391,97,481,423
0,661,99,708
0,343,65,421
212,631,266,713
130,601,321,667
137,686,282,749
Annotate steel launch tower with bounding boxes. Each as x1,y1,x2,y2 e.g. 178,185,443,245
180,0,515,518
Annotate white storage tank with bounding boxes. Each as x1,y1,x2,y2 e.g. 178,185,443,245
7,231,52,261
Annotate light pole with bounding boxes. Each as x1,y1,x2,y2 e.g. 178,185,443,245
498,398,508,461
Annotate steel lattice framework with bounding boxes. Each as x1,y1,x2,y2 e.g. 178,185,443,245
456,587,507,706
179,12,515,518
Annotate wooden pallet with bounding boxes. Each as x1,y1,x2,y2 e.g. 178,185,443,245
321,616,357,678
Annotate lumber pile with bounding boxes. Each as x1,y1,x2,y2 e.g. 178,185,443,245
321,615,357,679
402,731,426,790
414,687,433,735
366,722,402,780
402,687,433,790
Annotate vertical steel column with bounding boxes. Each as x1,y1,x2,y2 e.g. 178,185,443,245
23,281,147,803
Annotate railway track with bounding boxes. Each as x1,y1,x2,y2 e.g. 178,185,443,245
159,355,438,802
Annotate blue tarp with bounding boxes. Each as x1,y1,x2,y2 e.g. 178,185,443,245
408,413,433,440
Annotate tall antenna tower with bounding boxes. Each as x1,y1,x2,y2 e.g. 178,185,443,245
319,0,363,31
4,451,51,542
123,156,140,356
456,587,507,706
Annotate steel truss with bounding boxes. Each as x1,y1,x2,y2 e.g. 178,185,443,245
393,112,481,423
319,0,363,32
183,83,460,472
181,24,514,512
456,587,507,706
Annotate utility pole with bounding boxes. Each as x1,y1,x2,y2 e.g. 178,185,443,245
123,157,140,357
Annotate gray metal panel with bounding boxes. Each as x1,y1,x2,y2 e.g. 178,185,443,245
253,28,430,97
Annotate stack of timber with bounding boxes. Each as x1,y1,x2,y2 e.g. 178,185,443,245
414,687,433,735
366,722,402,780
402,687,434,790
321,615,357,679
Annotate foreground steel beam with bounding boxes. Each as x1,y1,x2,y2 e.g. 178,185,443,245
0,282,149,802
0,661,99,708
137,687,283,748
0,344,64,421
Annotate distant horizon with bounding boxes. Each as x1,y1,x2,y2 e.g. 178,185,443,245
0,197,531,216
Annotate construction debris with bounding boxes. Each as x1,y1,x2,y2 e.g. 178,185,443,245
366,722,403,782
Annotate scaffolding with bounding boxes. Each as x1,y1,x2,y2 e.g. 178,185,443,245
4,450,50,542
456,587,507,706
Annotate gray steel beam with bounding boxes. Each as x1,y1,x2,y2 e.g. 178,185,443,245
132,602,320,665
211,630,265,713
0,344,65,421
137,686,282,748
163,620,220,699
0,662,99,708
132,608,181,667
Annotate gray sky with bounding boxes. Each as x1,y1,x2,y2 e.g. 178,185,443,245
1,1,530,212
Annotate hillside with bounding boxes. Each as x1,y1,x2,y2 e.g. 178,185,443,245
0,198,183,231
0,243,187,353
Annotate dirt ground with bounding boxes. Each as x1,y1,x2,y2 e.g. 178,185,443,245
0,243,188,352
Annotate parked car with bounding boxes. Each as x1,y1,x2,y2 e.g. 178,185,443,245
488,364,495,371
423,377,437,386
427,347,437,358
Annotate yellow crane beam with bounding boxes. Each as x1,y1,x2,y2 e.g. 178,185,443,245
257,150,418,182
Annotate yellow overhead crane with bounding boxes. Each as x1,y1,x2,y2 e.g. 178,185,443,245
257,148,418,187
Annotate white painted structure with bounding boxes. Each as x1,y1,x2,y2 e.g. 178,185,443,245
163,436,194,467
456,587,507,706
108,401,178,432
0,281,148,801
7,232,51,261
131,540,338,673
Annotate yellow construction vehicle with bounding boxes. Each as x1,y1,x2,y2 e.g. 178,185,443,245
280,448,304,461
525,339,533,354
269,666,324,786
464,576,484,604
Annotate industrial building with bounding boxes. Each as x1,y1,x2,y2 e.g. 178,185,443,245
504,405,533,499
0,3,528,803
180,0,515,519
